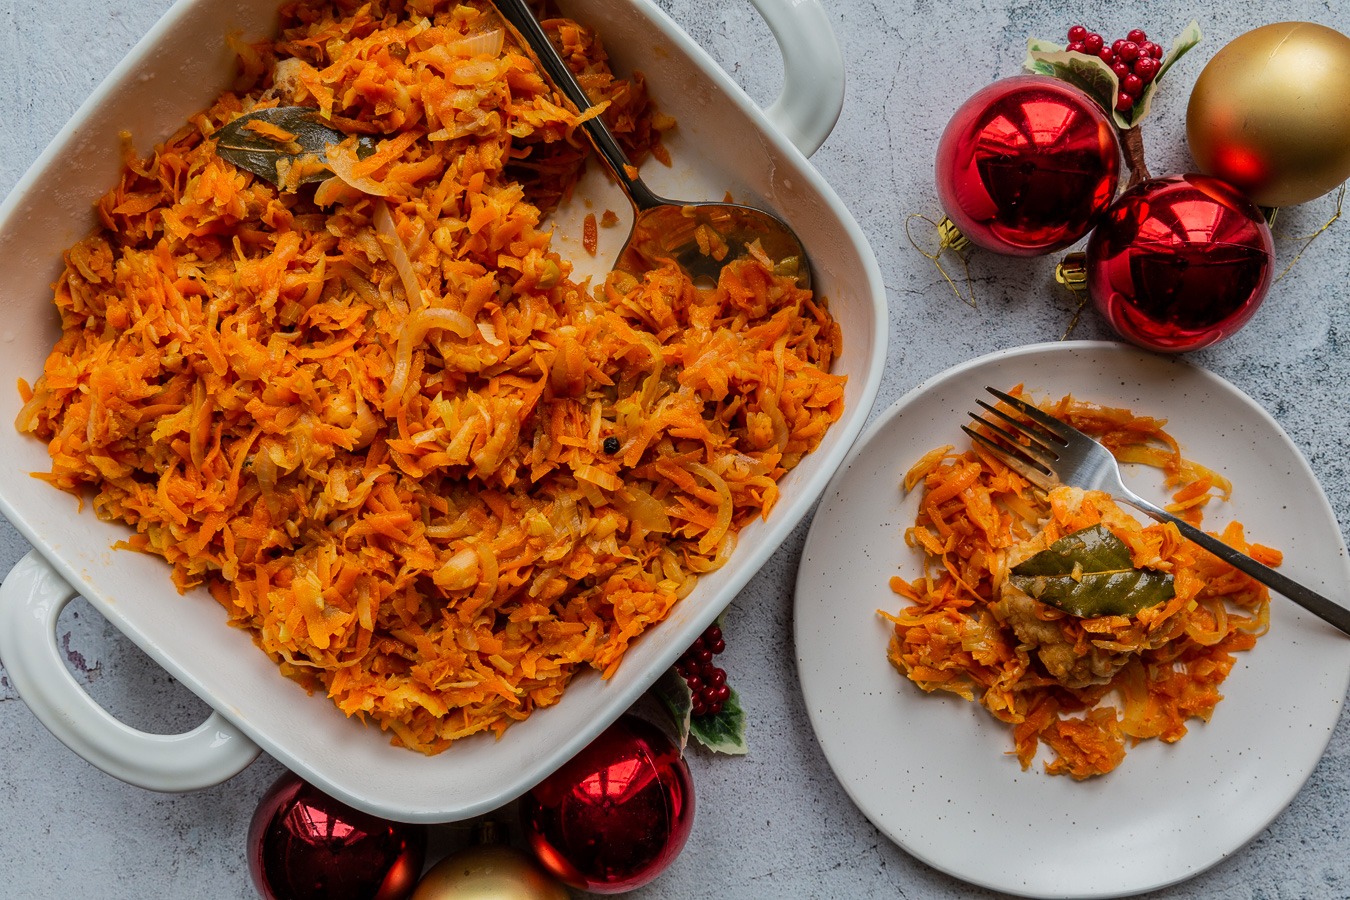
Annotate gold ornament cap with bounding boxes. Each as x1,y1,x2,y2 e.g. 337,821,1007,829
1187,22,1350,207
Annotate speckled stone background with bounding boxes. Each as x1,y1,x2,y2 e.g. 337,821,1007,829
2,0,1348,897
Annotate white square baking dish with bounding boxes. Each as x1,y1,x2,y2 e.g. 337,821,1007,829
0,0,886,821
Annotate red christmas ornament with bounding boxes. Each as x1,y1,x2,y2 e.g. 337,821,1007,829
1086,173,1274,352
936,75,1121,256
520,715,695,894
248,771,427,900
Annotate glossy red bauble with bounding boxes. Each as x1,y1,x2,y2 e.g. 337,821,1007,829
248,771,428,900
936,75,1121,256
1086,174,1274,352
520,715,694,894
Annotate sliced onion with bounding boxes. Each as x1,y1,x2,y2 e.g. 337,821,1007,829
326,141,393,196
445,27,504,59
616,484,671,534
433,547,480,591
711,531,737,570
477,321,504,346
688,461,733,554
474,542,500,601
574,463,622,492
350,390,380,449
14,389,45,432
385,306,477,412
373,199,423,308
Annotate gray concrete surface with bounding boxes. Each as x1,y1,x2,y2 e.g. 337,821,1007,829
2,0,1348,897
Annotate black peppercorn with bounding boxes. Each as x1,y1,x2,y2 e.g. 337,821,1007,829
603,436,621,454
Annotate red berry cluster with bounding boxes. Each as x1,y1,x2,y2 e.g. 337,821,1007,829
1066,25,1164,112
676,624,731,717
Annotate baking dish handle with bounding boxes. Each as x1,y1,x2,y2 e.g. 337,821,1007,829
745,0,846,156
0,551,260,791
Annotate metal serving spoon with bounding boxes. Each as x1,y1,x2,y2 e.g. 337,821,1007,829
492,0,811,289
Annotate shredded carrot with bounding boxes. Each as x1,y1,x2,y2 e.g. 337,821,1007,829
583,212,598,255
882,391,1271,779
16,0,845,754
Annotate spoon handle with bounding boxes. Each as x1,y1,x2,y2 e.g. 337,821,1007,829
491,0,664,210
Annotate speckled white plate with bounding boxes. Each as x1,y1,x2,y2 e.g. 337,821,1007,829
795,341,1350,899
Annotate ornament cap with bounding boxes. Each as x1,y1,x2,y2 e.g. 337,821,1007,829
1056,253,1089,291
476,819,502,846
937,216,972,254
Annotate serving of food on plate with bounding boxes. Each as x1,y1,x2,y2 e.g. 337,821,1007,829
883,389,1275,779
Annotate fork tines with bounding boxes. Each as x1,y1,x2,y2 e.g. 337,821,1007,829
963,387,1065,489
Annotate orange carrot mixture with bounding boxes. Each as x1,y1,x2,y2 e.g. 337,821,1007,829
883,391,1272,778
15,0,846,753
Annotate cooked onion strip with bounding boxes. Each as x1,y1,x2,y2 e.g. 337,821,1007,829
373,199,424,309
385,307,477,412
446,27,504,58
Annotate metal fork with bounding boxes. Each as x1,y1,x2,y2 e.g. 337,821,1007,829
964,386,1350,637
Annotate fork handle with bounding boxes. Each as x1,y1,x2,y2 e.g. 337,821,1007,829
1121,493,1350,637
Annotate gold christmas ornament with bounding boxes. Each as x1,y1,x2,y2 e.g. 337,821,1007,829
1187,22,1350,207
411,842,569,900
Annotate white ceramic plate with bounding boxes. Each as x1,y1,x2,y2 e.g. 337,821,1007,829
795,341,1350,898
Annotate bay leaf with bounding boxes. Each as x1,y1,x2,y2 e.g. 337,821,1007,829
1155,20,1204,87
214,107,376,187
1009,523,1174,618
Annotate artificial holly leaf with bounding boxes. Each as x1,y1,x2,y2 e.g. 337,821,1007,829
689,687,747,756
1156,20,1204,86
215,107,377,187
652,668,694,753
1009,523,1174,618
652,666,747,755
1022,44,1120,117
1023,21,1202,130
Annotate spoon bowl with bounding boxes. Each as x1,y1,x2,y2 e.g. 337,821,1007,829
494,0,811,289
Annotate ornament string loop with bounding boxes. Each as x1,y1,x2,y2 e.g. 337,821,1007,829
1273,183,1345,284
905,213,976,307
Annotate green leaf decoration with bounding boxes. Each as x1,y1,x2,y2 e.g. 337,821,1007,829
1023,21,1201,130
1009,523,1174,618
652,668,693,752
1023,46,1120,115
1156,20,1204,86
652,663,747,755
214,107,376,187
689,687,748,756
